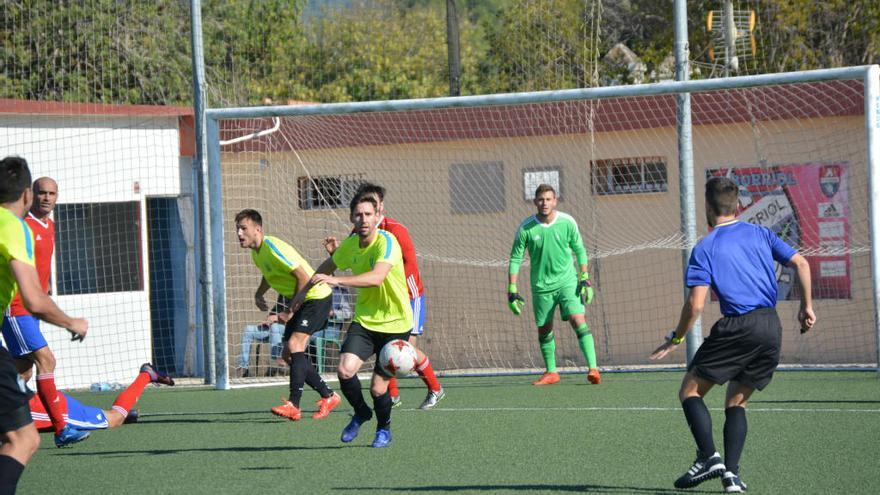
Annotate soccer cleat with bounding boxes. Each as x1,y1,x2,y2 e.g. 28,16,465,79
341,415,367,443
54,425,90,448
532,372,560,386
390,395,402,408
722,471,748,493
140,363,175,386
587,368,601,384
270,399,302,421
673,451,726,489
123,409,139,424
419,388,445,410
312,392,341,420
371,428,392,448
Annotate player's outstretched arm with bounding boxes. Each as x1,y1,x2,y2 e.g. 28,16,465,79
649,285,708,360
11,259,87,341
316,261,393,289
788,253,816,333
254,277,271,311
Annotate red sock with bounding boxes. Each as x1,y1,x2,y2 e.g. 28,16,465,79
387,377,399,398
415,357,442,392
111,372,151,417
36,373,66,434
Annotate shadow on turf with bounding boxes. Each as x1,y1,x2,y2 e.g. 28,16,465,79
57,445,352,457
333,484,715,494
752,399,880,404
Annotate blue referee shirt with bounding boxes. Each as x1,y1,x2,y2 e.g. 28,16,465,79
686,220,797,316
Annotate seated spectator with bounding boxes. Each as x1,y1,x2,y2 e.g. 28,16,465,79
237,295,289,377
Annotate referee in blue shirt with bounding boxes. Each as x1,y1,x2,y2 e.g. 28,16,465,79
650,177,816,493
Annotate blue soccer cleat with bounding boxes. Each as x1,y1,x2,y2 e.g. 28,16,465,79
123,409,139,424
54,425,90,448
140,363,175,386
341,415,367,443
371,428,392,448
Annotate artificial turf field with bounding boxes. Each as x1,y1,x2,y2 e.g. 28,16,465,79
20,371,880,494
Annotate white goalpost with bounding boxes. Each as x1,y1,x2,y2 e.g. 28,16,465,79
204,65,880,390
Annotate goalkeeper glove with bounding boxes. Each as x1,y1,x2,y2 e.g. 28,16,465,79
576,272,594,305
507,283,525,315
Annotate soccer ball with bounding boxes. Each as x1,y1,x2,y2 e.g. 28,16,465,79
378,339,418,378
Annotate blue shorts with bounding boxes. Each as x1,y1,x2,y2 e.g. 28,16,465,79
32,393,109,431
410,296,426,336
63,394,109,430
1,314,48,357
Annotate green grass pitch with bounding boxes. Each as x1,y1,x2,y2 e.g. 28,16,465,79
21,371,880,494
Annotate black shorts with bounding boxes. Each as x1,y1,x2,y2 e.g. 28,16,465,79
283,295,332,341
341,322,411,375
689,307,782,391
0,347,33,433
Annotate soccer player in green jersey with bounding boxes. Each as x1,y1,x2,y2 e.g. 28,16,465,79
508,184,600,385
235,210,341,422
304,193,413,448
1,156,89,492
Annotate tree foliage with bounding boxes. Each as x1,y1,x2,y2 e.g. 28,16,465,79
0,0,877,106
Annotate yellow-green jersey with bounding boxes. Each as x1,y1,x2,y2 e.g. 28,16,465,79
0,207,35,311
332,230,413,334
509,211,588,293
251,235,331,300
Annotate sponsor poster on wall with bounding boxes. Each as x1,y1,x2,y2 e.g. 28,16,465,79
706,163,850,299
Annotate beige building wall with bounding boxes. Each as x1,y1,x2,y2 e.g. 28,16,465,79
220,113,874,376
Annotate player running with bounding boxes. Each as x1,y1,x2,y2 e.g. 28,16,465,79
508,184,599,385
29,363,174,432
235,209,341,422
302,192,413,448
323,182,444,410
650,177,815,493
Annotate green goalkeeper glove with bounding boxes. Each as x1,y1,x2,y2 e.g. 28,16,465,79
576,272,593,305
507,283,525,315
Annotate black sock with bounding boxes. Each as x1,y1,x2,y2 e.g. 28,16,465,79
682,397,716,458
339,375,372,421
724,406,748,474
373,391,392,429
304,363,333,398
0,455,25,494
288,352,309,407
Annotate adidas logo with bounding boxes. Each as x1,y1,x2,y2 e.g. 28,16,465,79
301,320,308,326
36,235,42,241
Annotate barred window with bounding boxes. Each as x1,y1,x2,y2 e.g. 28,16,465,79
297,174,365,210
591,156,668,195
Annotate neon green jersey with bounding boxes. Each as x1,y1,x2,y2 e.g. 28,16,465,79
332,230,413,334
0,207,35,312
509,211,588,293
251,235,331,300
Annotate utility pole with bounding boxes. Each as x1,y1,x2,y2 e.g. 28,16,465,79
446,0,461,96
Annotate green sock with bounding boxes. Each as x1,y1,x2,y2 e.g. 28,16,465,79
538,331,556,372
575,323,597,369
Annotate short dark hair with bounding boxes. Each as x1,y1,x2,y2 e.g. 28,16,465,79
234,209,262,226
0,156,32,204
534,184,556,198
355,182,385,201
349,193,378,214
705,177,739,216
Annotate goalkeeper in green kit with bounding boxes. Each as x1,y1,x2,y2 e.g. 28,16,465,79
508,184,600,385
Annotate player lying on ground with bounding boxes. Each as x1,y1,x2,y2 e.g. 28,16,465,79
29,363,174,432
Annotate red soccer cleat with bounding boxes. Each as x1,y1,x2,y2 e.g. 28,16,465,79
271,399,302,421
312,392,341,420
532,372,561,386
587,368,601,385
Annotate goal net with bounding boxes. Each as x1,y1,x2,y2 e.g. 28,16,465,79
212,70,877,384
